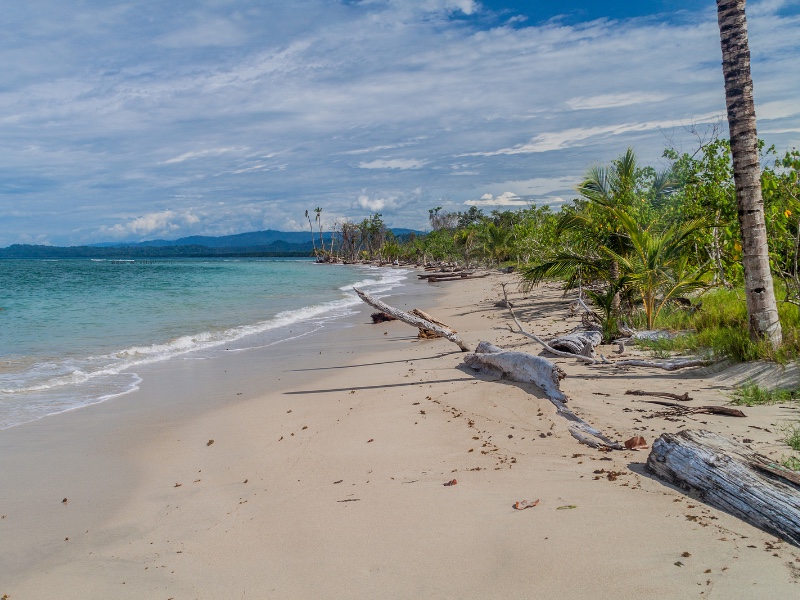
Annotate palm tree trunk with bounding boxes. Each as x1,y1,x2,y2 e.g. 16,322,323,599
716,0,782,347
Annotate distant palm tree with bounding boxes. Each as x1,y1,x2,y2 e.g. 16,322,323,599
305,209,317,255
716,0,782,347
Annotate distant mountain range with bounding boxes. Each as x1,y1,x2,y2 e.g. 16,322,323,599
0,228,423,259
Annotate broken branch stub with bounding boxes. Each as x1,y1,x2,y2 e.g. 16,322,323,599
353,288,470,352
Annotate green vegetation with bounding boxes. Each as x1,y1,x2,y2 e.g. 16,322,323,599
730,381,800,406
307,136,800,361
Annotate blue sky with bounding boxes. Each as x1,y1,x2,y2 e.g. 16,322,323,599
1,0,799,246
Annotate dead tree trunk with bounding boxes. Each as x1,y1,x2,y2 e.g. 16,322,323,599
647,429,800,547
353,288,470,352
464,342,623,450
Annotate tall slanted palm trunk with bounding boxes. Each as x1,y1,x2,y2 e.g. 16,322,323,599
716,0,782,347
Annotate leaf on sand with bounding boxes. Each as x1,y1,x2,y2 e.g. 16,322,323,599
624,435,648,450
556,505,577,510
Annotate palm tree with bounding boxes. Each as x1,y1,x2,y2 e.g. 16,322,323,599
716,0,782,347
305,210,317,256
314,207,325,256
524,205,709,332
481,223,512,266
603,208,709,329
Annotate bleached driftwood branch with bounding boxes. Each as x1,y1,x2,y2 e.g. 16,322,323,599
647,430,800,547
353,288,470,352
464,342,623,450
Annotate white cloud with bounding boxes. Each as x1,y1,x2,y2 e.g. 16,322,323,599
163,147,242,164
468,112,723,155
464,192,529,206
98,210,201,239
357,193,397,212
358,159,428,169
566,92,670,110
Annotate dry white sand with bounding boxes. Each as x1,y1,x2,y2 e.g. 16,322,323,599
2,272,799,599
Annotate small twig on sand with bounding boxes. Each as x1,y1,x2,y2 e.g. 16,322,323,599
640,400,746,417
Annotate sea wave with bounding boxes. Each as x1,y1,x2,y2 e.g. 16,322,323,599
0,266,409,428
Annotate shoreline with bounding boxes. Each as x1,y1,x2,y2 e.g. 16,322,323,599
3,273,799,598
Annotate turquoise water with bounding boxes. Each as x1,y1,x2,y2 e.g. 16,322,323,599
0,258,409,429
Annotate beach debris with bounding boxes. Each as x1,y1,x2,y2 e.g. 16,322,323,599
62,498,68,504
513,499,539,510
646,430,800,547
556,505,577,510
174,483,182,487
443,479,458,486
641,400,746,418
548,330,602,358
625,435,649,450
337,499,361,503
353,288,470,351
626,389,692,401
370,311,397,324
367,438,374,443
465,342,623,451
243,479,248,484
207,439,214,446
333,480,343,484
410,308,457,339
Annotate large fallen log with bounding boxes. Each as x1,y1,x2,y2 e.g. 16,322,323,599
353,288,470,352
464,342,623,450
646,430,800,547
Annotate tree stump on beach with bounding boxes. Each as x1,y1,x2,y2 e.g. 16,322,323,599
646,429,800,547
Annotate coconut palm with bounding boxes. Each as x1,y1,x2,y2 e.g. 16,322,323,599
716,0,782,347
481,223,513,266
524,203,709,332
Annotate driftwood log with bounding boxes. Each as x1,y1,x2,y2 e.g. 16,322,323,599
548,330,602,358
464,342,623,450
353,288,470,352
646,430,800,547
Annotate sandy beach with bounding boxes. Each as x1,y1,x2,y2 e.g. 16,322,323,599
2,272,799,599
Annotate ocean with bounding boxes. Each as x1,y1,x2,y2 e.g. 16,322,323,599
0,258,409,430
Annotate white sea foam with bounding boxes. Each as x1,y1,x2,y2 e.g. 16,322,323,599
0,266,410,429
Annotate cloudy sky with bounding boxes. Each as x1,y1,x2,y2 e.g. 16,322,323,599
1,0,799,246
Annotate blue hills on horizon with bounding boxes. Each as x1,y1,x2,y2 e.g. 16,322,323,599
0,228,424,258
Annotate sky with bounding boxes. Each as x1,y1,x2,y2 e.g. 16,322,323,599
1,0,799,246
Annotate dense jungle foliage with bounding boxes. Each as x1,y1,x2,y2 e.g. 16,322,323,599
315,140,800,360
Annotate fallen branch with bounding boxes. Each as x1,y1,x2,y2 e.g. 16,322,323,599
353,288,470,352
640,400,746,417
646,430,800,547
625,389,692,402
465,342,622,450
501,288,602,364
